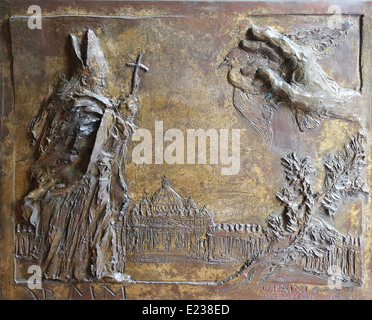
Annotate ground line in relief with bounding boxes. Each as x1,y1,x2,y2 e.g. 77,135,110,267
10,14,189,20
129,280,218,285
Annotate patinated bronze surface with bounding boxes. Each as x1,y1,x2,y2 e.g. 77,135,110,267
0,1,371,300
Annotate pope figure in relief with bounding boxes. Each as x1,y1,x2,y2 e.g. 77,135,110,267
22,29,148,281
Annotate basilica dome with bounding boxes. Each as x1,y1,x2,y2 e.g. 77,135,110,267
150,175,184,213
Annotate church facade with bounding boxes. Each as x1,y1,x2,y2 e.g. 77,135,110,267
125,175,267,263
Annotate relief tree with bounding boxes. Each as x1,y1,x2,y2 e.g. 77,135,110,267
222,133,367,286
266,132,367,246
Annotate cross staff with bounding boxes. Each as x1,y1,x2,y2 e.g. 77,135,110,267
126,53,150,99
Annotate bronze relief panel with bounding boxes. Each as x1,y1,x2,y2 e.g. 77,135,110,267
1,1,371,300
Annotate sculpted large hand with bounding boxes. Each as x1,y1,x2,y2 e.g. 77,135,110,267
241,25,362,131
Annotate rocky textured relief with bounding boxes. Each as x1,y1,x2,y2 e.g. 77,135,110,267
16,30,148,282
221,23,361,145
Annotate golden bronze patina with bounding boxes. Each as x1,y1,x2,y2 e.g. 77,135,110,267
0,1,371,300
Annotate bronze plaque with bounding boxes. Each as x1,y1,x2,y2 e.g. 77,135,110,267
0,1,371,301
